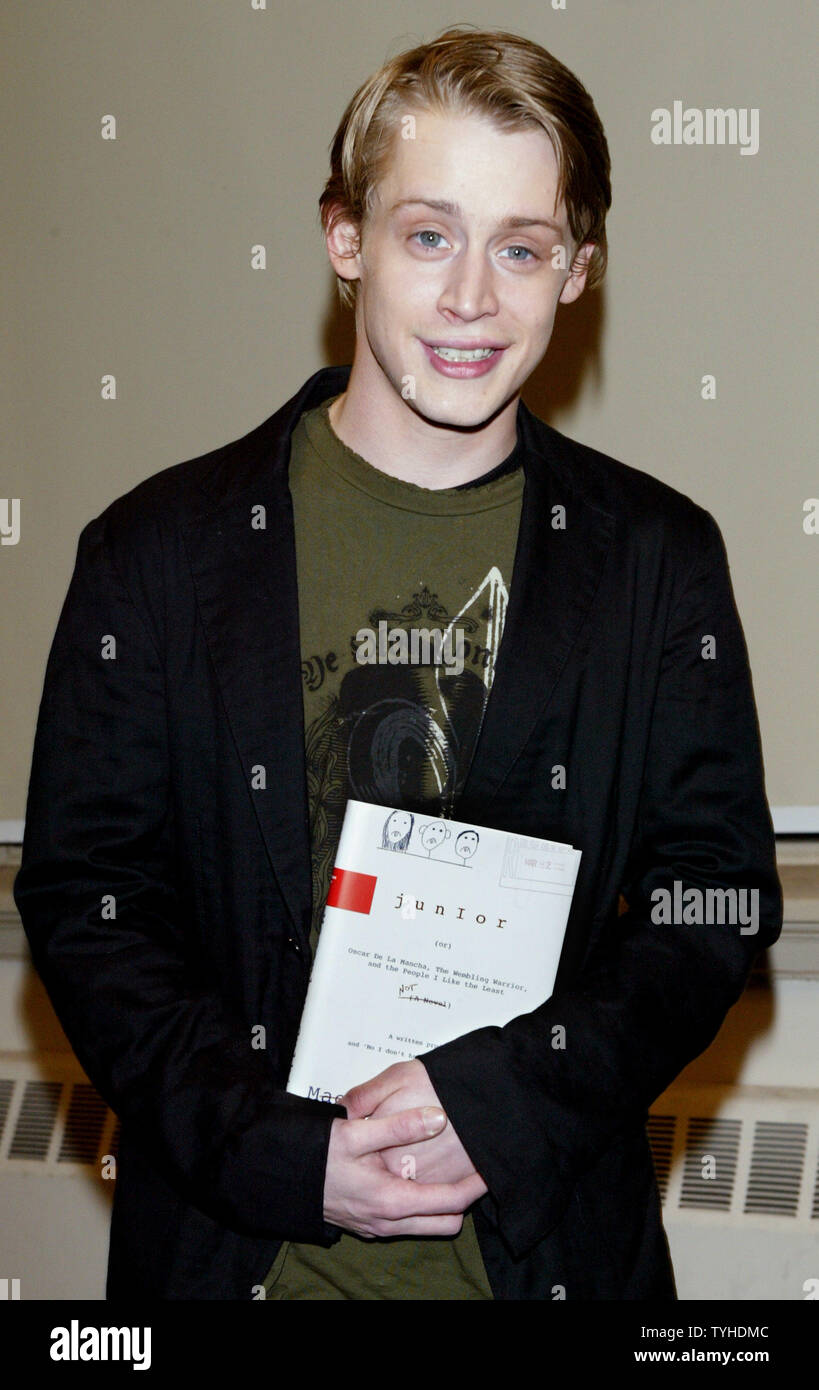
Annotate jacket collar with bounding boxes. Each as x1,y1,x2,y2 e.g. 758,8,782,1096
182,366,613,947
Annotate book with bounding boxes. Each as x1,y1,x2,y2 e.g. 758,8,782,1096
286,800,582,1104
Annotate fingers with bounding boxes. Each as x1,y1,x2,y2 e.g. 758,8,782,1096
455,1172,489,1207
361,1212,466,1239
342,1062,408,1117
346,1105,447,1157
324,1115,490,1238
375,1171,483,1221
353,1174,488,1238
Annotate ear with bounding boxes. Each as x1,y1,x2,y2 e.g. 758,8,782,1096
325,205,363,289
559,241,596,305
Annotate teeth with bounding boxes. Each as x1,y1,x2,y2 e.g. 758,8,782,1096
432,346,496,362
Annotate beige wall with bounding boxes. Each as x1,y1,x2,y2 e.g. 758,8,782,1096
3,0,816,820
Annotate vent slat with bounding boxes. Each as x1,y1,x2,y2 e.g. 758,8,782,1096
0,1078,13,1146
8,1081,62,1160
679,1116,741,1210
647,1114,676,1201
744,1121,807,1217
58,1084,109,1164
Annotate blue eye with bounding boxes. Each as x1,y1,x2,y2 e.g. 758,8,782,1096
410,232,537,261
413,230,446,249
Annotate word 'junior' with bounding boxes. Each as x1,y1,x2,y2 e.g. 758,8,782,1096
394,892,506,928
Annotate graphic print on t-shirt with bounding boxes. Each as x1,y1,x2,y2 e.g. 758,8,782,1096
301,566,509,943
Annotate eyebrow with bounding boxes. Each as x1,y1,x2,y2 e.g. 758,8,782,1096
388,196,563,234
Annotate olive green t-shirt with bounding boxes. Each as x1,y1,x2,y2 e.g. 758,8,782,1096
264,397,524,1300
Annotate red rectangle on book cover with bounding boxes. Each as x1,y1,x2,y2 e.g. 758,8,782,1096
326,867,377,915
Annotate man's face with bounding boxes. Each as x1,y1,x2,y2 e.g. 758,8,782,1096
327,107,593,431
420,820,449,851
455,830,479,860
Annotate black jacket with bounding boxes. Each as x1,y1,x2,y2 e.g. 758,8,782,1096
13,364,782,1299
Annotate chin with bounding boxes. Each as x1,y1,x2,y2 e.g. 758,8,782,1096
427,386,515,427
408,395,498,430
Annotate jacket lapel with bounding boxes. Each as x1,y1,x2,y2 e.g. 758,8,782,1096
457,402,614,812
181,366,351,949
181,365,613,946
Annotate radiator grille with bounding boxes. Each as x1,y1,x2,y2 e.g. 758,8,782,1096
744,1121,808,1216
0,1072,119,1172
679,1117,741,1210
0,1078,13,1140
58,1083,110,1164
8,1080,62,1160
646,1112,676,1200
648,1087,819,1226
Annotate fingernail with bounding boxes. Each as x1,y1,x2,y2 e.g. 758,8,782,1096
422,1106,446,1134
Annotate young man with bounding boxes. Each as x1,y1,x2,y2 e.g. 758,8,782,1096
14,28,781,1300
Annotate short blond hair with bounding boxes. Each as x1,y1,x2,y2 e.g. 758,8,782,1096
319,24,612,309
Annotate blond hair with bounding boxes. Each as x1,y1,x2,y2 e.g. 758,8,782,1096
319,25,612,309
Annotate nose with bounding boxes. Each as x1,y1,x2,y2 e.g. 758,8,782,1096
437,243,499,321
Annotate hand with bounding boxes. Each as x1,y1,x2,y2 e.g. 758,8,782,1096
323,1104,487,1239
342,1059,489,1197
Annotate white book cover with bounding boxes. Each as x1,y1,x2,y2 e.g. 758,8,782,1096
286,801,581,1104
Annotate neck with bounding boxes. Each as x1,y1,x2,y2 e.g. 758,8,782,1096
328,352,519,489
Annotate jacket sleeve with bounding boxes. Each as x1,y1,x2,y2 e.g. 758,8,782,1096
13,511,345,1245
419,509,783,1259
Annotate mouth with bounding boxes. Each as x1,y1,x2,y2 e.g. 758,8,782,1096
420,340,507,377
428,345,499,362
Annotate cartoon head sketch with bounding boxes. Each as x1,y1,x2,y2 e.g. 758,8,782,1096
419,821,451,856
381,809,414,852
454,829,479,864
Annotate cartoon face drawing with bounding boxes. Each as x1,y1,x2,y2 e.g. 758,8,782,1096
454,829,479,862
381,809,414,852
419,821,451,856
